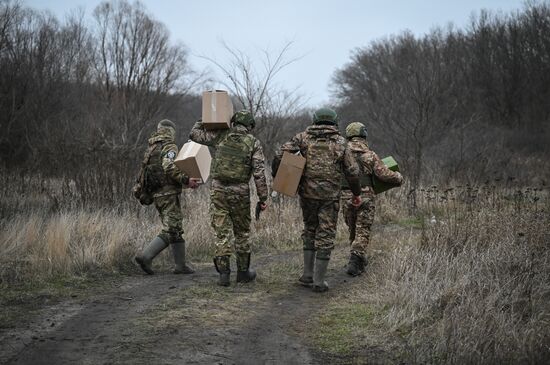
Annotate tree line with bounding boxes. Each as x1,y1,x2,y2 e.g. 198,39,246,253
0,0,201,179
333,1,550,188
1,0,549,190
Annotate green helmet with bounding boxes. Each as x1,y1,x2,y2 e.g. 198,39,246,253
157,119,176,130
345,122,368,139
312,108,338,125
231,110,256,129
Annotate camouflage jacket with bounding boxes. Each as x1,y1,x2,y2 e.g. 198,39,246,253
273,124,361,200
341,137,403,199
148,128,189,198
189,121,269,202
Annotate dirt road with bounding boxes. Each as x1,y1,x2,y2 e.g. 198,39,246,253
1,251,359,365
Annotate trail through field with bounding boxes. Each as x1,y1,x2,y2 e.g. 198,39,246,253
1,250,359,365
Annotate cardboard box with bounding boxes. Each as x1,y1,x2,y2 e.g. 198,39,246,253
174,141,212,183
373,156,400,194
272,151,306,197
201,90,234,130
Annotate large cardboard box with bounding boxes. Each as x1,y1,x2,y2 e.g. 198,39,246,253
174,141,212,183
373,156,400,194
202,90,234,130
272,151,306,197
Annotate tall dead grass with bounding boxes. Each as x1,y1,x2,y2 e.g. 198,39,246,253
0,171,303,286
372,185,550,363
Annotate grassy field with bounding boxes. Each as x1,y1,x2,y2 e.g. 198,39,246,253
1,171,549,363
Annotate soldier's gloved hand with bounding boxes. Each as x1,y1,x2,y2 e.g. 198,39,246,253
188,178,201,189
396,172,404,185
351,195,362,207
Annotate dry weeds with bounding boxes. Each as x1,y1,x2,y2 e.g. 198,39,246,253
1,171,549,363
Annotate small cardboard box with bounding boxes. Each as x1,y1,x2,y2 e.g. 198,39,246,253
174,141,212,183
202,90,234,130
272,151,306,197
373,156,400,194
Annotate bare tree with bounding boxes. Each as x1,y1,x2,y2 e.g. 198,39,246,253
92,0,201,150
201,41,306,154
335,31,462,200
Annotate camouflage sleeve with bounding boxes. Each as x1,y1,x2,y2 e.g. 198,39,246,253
272,133,303,177
189,120,223,147
342,145,362,196
252,139,269,202
162,143,189,185
372,152,403,185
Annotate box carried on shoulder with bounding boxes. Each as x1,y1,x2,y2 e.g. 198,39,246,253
373,156,399,194
174,141,212,184
201,90,234,130
272,151,306,197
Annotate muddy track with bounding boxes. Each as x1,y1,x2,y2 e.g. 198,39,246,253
3,271,215,364
1,251,356,365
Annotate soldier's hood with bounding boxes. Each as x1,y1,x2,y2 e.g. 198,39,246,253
148,127,175,145
349,136,369,149
305,124,340,137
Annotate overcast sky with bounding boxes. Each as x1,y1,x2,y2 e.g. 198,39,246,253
27,0,526,107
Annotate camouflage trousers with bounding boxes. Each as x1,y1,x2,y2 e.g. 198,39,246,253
210,189,251,257
154,194,184,243
341,192,375,260
299,197,339,260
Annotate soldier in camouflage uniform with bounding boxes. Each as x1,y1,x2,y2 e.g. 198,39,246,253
189,110,268,286
135,119,198,275
341,122,403,276
272,108,362,292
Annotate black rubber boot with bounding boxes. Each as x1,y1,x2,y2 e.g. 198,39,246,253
346,253,366,277
312,258,329,293
171,240,195,274
298,250,315,286
135,236,168,275
236,252,256,283
214,256,231,287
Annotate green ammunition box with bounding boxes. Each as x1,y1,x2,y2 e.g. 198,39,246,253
373,156,399,194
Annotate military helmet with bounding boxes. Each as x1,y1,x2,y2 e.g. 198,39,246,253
312,108,338,125
345,122,368,139
157,119,176,130
231,110,256,129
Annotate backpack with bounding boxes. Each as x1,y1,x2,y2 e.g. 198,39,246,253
132,142,166,205
341,147,373,189
211,131,255,183
303,137,340,180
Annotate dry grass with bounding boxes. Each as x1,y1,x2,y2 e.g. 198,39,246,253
0,172,303,286
314,184,550,364
2,170,549,363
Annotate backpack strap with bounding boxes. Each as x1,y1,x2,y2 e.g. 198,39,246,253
137,142,160,188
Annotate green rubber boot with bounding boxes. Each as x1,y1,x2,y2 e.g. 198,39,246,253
171,240,195,274
236,252,256,283
135,236,168,275
298,250,315,286
312,258,329,293
346,253,366,277
214,256,231,287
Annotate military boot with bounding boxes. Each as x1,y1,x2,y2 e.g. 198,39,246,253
214,256,231,287
346,253,366,277
312,258,330,293
135,236,168,275
236,252,256,283
298,250,315,286
171,240,195,274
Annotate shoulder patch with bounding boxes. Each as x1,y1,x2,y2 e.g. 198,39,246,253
166,151,176,160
